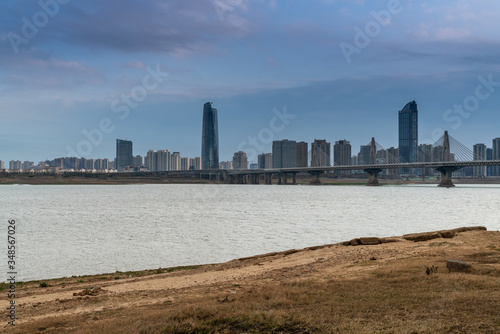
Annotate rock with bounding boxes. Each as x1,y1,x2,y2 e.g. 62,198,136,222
359,237,381,245
452,226,487,233
438,230,457,238
380,237,403,244
350,239,360,246
447,260,471,272
403,232,441,242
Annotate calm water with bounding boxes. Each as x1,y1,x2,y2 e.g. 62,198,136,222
1,184,499,281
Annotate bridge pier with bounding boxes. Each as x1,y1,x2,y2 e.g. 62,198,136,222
436,166,460,187
292,172,297,185
365,168,382,186
250,174,259,184
283,173,288,185
308,171,323,185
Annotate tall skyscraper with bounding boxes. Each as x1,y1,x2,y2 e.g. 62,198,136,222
492,138,500,176
398,101,418,163
296,141,308,167
232,151,248,169
272,140,297,168
201,102,219,169
473,144,487,177
311,139,331,167
116,139,133,171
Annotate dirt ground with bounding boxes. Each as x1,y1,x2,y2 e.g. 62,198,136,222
1,228,499,333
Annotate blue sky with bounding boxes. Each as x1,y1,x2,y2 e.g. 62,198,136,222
1,0,500,164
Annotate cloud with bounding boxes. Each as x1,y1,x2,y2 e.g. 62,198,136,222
124,61,146,69
434,27,471,41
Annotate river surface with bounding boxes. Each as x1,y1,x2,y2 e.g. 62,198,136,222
1,184,499,281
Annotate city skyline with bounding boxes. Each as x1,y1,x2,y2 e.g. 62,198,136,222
2,1,500,163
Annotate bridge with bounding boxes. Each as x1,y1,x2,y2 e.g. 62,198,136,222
197,131,500,187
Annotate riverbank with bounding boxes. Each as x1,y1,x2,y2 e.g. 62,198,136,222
1,173,499,185
1,228,498,333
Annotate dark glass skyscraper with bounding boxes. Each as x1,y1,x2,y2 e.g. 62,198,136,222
201,102,219,169
116,139,133,171
398,101,418,163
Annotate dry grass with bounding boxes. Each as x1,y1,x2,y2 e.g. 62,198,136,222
16,258,499,333
7,231,500,334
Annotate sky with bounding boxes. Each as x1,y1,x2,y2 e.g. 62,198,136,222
1,0,500,164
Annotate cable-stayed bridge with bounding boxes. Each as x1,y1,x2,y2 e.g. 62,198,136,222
200,131,500,187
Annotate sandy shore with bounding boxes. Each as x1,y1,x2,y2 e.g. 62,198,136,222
1,228,499,333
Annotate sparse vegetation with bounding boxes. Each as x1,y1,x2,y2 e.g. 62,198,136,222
5,230,499,334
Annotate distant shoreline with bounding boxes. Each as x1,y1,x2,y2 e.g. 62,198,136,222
1,174,499,185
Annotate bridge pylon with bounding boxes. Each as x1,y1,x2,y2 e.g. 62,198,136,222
308,171,323,185
365,137,382,186
435,131,462,187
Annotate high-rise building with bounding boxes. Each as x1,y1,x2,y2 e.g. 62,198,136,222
0,160,4,170
189,157,201,170
181,157,189,170
232,151,248,169
296,141,308,167
22,161,34,170
94,158,110,170
116,139,133,171
487,148,493,176
219,161,233,169
201,102,219,169
473,144,487,177
334,140,351,175
358,145,371,165
258,153,273,169
145,150,171,172
9,160,22,170
194,156,201,170
250,163,258,169
85,159,95,170
311,139,331,167
133,155,143,167
334,140,351,166
272,140,297,168
398,101,418,164
171,152,181,171
492,138,500,176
